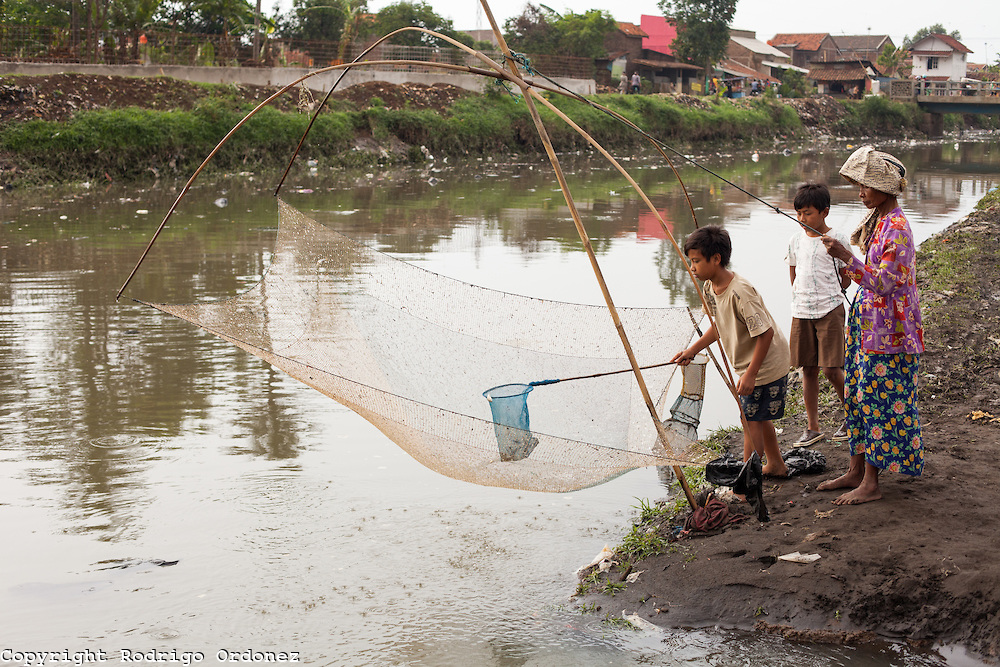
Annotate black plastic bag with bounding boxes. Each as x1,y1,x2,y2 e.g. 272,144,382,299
705,452,768,522
782,447,826,476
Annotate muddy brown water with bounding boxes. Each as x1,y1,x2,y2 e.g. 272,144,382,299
1,139,996,665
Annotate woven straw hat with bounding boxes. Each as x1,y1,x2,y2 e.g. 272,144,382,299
839,145,908,196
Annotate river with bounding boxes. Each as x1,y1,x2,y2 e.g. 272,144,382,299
1,137,997,666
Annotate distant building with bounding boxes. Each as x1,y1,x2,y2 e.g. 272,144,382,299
605,21,648,63
808,59,881,97
629,15,702,93
727,29,803,81
640,14,678,58
599,21,648,84
832,35,895,63
909,33,972,81
768,33,839,68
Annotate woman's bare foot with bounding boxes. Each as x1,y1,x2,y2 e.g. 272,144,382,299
817,470,862,491
832,485,882,505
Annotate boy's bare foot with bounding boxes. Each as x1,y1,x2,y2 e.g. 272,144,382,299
817,470,863,491
762,463,788,478
832,486,882,505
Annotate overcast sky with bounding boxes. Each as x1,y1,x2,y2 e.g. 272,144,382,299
325,0,1000,65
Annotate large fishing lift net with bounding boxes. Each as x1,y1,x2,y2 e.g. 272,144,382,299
139,200,711,492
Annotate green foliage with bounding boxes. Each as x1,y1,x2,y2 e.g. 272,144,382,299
777,69,813,98
633,497,670,525
602,612,634,628
619,522,666,562
160,0,271,36
602,581,626,596
109,0,165,32
699,426,740,455
0,102,353,181
365,0,461,47
877,43,909,76
617,497,672,562
916,230,977,297
0,86,823,185
280,0,350,42
658,0,736,79
502,4,617,59
903,24,961,49
976,186,1000,211
503,4,558,55
3,0,73,26
834,96,922,136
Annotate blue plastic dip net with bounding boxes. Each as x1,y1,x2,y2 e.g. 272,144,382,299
483,383,540,462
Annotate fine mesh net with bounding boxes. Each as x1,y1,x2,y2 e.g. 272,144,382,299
139,199,711,492
664,355,708,444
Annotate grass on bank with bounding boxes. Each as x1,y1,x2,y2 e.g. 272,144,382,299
975,185,1000,211
0,86,978,186
0,91,807,185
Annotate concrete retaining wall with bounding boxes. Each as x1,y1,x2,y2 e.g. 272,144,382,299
0,62,595,96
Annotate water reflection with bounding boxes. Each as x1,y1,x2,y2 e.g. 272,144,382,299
0,137,996,664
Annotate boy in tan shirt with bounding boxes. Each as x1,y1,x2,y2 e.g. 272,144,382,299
672,226,791,476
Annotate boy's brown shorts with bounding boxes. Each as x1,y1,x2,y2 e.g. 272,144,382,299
790,304,846,368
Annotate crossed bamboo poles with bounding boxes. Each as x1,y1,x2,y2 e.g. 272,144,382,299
118,0,765,509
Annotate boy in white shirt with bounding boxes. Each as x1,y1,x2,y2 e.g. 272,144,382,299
787,183,851,446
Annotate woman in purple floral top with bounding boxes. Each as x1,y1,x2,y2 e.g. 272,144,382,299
818,146,923,505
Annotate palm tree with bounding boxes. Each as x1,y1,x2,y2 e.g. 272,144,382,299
877,43,909,78
337,0,367,63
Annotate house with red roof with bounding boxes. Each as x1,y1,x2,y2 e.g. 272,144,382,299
599,22,648,86
768,33,839,68
909,33,972,81
640,14,677,58
622,15,702,93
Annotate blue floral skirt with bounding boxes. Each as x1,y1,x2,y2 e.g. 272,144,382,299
844,298,923,476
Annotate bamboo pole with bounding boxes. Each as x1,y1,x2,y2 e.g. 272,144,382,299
115,18,762,503
477,0,698,508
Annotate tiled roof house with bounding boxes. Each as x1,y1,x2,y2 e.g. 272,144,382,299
909,33,972,81
604,21,648,63
833,35,895,62
727,29,796,80
768,33,839,68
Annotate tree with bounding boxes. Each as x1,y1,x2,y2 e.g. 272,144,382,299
336,0,370,61
277,0,347,41
161,0,259,35
365,1,460,48
3,0,75,26
502,4,559,55
877,42,908,77
502,4,616,59
903,24,961,49
777,68,811,98
109,0,164,32
659,0,737,94
550,9,616,59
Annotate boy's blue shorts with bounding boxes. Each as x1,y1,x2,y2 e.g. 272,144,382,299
740,375,787,422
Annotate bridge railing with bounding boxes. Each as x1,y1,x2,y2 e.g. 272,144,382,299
890,78,1000,100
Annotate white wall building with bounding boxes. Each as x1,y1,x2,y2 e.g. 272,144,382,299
909,33,972,81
